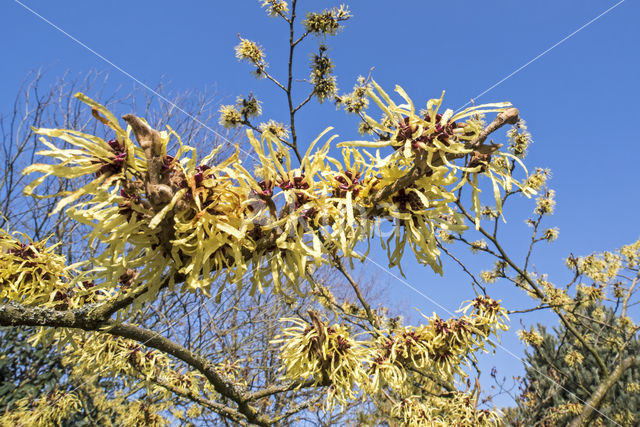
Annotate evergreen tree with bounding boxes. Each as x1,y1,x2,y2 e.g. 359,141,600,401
0,326,64,411
505,303,640,426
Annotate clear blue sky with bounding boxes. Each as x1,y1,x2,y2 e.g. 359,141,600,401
2,0,639,409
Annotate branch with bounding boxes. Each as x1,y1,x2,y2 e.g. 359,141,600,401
88,272,186,321
366,108,518,206
0,302,272,427
622,271,639,318
293,90,314,114
250,379,316,401
256,66,287,93
455,201,610,377
471,108,519,148
437,242,486,295
334,258,379,329
285,0,303,164
148,376,248,426
0,302,103,330
239,109,522,278
568,355,638,427
122,114,172,209
112,107,522,283
270,394,323,424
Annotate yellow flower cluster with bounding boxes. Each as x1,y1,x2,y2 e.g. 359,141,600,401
260,0,288,17
480,270,498,284
391,393,501,426
218,104,243,128
1,387,171,427
276,297,508,413
116,401,169,427
338,76,370,114
64,332,212,399
219,95,262,128
234,37,265,65
302,5,351,36
620,238,640,268
626,382,640,393
506,119,531,158
534,189,556,215
259,119,289,140
577,251,622,284
542,227,559,242
470,240,489,253
576,283,604,302
21,83,528,304
564,349,584,368
524,167,550,192
1,389,81,427
539,278,572,308
0,226,108,310
0,229,67,307
309,45,338,103
613,410,637,426
65,333,170,380
517,328,544,347
275,316,369,406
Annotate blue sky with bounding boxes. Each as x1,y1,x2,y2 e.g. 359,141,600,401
2,0,639,409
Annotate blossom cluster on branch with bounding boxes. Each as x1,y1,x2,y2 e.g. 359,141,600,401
0,77,533,424
276,296,507,419
20,84,528,306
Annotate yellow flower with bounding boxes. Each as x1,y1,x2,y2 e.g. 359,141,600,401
234,37,265,65
525,167,550,192
481,270,498,284
218,104,243,128
303,5,351,36
274,316,369,408
260,0,288,17
507,119,532,158
543,227,559,242
535,190,556,215
259,120,289,140
564,350,584,368
517,328,544,347
20,84,532,305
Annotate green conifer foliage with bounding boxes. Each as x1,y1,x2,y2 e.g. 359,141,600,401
505,304,640,426
0,326,65,411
